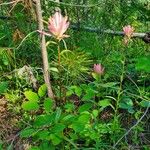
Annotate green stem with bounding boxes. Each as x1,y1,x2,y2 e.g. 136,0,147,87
57,43,62,101
115,58,125,116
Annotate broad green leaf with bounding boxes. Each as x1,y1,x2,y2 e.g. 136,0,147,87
119,97,134,113
78,103,92,113
78,113,90,124
82,89,95,100
119,103,129,109
43,98,53,113
67,86,82,97
51,123,65,133
38,84,47,97
55,108,62,123
70,122,85,132
50,67,59,72
62,114,75,123
140,100,150,107
20,128,36,138
119,97,133,109
0,82,8,94
98,99,111,107
36,130,49,140
50,134,63,145
128,107,135,114
66,90,74,96
33,114,55,127
22,101,39,111
24,91,39,102
92,109,99,118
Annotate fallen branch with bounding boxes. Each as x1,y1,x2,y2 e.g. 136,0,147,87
71,24,150,43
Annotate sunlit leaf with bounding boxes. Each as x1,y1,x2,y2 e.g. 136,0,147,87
38,84,47,97
24,91,39,102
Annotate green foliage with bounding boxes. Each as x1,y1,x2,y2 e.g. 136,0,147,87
0,82,8,95
136,56,150,72
22,100,39,111
38,84,47,97
0,48,15,72
1,0,150,149
43,98,53,113
53,49,92,85
22,91,40,111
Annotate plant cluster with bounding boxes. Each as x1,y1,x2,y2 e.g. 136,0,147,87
0,0,150,150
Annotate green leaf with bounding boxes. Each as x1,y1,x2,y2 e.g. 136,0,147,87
22,101,39,111
50,134,62,145
66,90,74,96
82,89,95,100
140,100,150,108
119,97,134,113
78,103,92,113
55,108,62,123
51,123,65,133
20,128,36,138
50,67,59,72
38,84,47,97
119,97,133,109
64,103,75,112
40,141,55,150
62,114,75,123
78,113,90,124
92,109,99,118
98,99,111,107
43,98,53,113
67,86,82,97
36,130,49,140
100,82,118,88
33,114,55,127
70,122,85,132
0,82,8,94
24,91,39,102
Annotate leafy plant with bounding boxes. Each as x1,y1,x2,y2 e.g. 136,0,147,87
52,49,92,85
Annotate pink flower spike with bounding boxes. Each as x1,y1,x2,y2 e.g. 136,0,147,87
123,25,134,38
48,12,70,40
93,64,104,75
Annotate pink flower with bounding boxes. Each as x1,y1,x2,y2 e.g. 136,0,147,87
123,25,134,38
93,64,104,75
48,11,70,40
